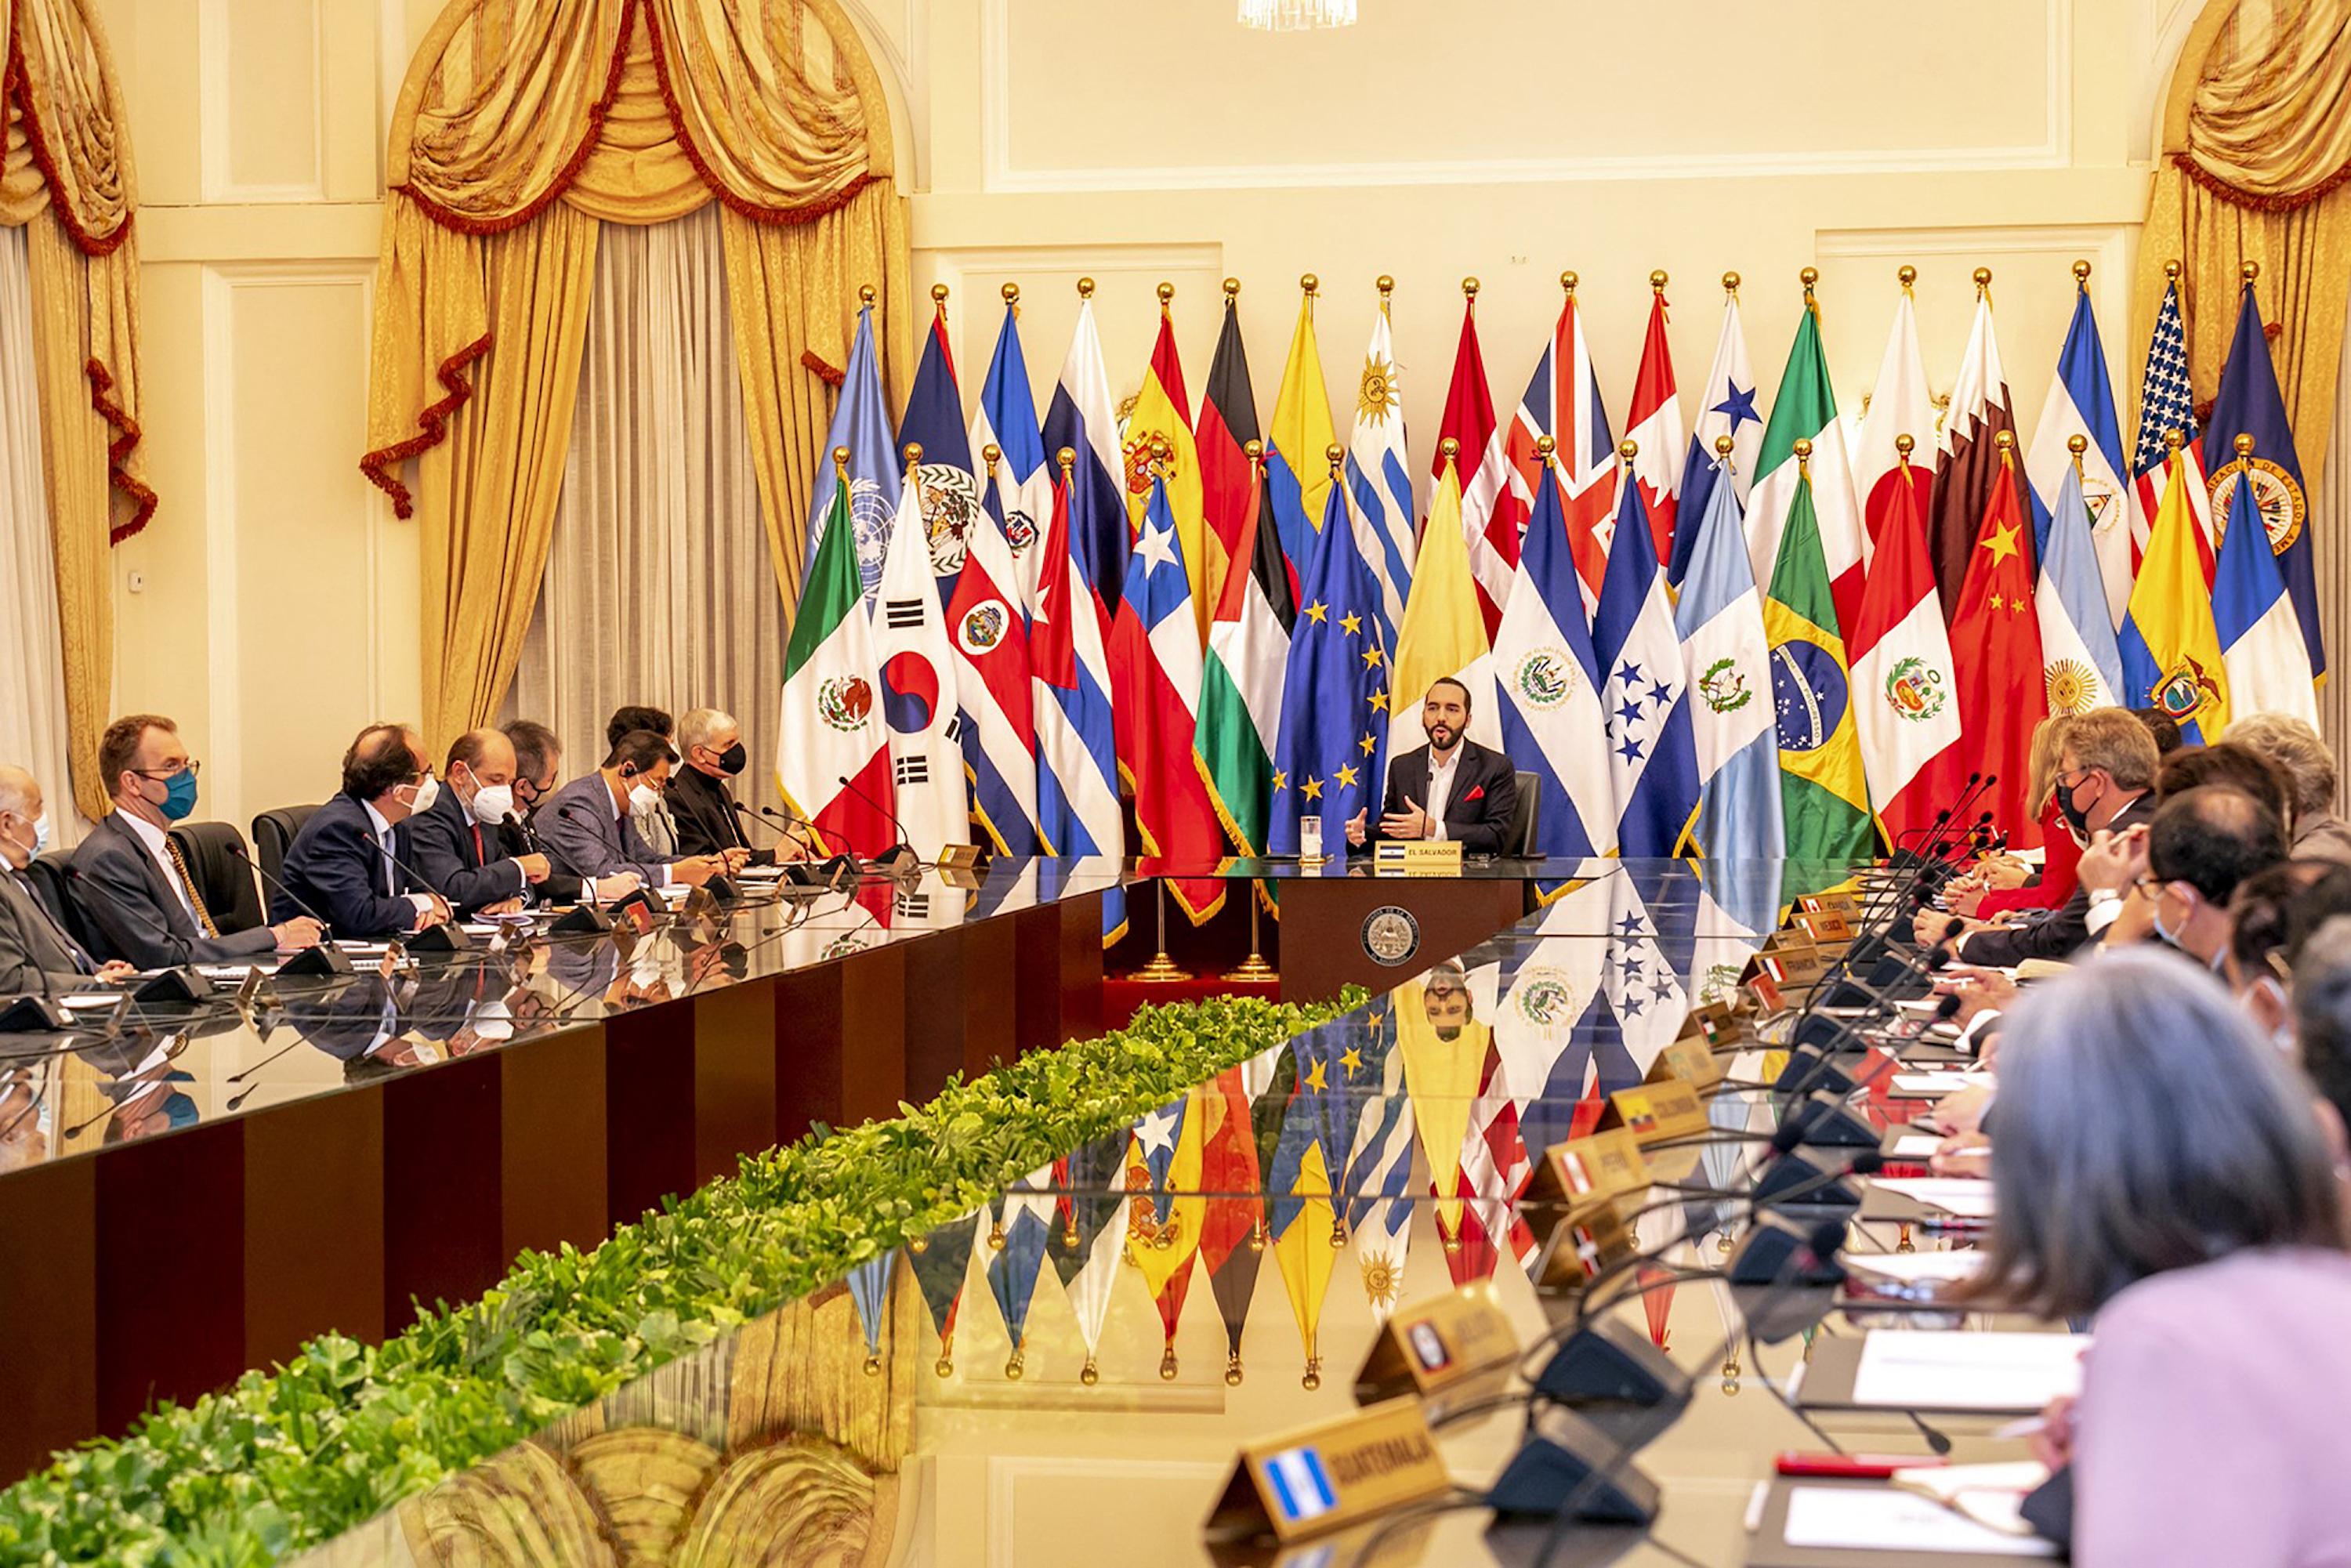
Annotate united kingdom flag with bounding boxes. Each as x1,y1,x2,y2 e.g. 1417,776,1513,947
1503,278,1616,617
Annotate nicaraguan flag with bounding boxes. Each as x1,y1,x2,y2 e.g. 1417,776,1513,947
2213,458,2319,728
1591,474,1699,859
2034,460,2126,715
2025,286,2137,628
1491,460,1614,858
804,302,900,603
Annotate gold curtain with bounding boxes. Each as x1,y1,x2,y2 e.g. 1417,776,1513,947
1,0,149,824
2134,0,2351,484
368,0,911,749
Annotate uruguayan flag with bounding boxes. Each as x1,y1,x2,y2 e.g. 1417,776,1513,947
1345,297,1416,651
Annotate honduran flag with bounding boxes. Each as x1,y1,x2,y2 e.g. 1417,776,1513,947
1624,277,1685,567
1041,282,1130,614
1592,470,1699,859
1505,277,1615,616
947,481,1041,855
1434,287,1515,636
969,292,1055,616
2212,442,2319,730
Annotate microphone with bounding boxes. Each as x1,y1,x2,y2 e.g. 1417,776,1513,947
223,842,356,978
223,842,331,937
362,828,468,952
833,774,922,875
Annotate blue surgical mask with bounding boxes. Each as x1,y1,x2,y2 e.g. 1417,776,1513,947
159,770,199,821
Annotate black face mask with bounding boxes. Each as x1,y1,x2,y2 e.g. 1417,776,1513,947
2056,774,2099,842
716,741,748,777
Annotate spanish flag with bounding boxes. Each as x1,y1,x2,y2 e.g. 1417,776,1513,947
2120,457,2229,744
1127,293,1210,642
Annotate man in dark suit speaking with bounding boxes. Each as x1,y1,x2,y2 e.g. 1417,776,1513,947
1346,678,1518,856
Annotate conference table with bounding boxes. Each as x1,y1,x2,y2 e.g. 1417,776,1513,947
259,856,2063,1568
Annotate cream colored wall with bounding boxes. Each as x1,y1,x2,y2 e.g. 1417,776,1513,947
94,0,2202,835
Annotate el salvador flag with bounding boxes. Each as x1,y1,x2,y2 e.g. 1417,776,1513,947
1491,461,1614,860
805,304,900,604
1672,451,1782,932
1592,475,1700,859
2025,289,2135,628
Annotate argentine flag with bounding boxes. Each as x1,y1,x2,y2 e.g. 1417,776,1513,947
2034,459,2125,715
1492,456,1614,860
2213,451,2319,730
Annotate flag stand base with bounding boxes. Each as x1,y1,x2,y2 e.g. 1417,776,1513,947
1222,890,1277,983
1134,882,1192,983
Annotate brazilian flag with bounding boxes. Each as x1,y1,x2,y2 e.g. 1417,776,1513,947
1764,473,1876,884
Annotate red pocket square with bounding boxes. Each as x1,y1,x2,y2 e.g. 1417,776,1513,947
1463,784,1484,802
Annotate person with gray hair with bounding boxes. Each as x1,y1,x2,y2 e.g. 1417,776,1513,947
666,707,772,867
1980,949,2351,1566
2229,712,2351,867
0,764,135,994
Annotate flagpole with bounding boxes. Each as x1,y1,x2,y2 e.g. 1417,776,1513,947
1136,882,1190,982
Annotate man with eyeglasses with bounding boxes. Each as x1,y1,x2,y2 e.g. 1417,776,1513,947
273,724,454,940
538,728,726,893
71,713,324,967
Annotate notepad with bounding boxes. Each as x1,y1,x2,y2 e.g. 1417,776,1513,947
1782,1486,2056,1556
1849,1330,2087,1412
1872,1177,1997,1218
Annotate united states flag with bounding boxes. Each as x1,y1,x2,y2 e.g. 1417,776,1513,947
2130,276,2214,578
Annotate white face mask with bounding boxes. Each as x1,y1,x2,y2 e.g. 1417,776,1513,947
405,775,440,815
0,813,40,864
469,782,515,826
628,782,662,816
2153,884,2193,948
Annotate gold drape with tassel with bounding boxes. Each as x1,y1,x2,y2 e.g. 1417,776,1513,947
368,0,910,751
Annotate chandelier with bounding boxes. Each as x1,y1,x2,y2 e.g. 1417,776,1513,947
1238,0,1358,31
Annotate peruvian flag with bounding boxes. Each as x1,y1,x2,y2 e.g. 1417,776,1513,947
1624,279,1685,567
1929,285,2027,621
777,479,897,858
1433,289,1515,636
1503,279,1615,615
1947,447,2048,849
1846,451,1968,849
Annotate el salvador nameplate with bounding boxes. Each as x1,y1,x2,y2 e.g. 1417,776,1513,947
1204,1396,1449,1544
1371,840,1464,877
1596,1079,1708,1145
1353,1280,1519,1407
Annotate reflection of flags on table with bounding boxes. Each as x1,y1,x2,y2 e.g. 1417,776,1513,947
1448,1041,1535,1285
1199,1067,1265,1379
1268,1035,1341,1378
1053,1131,1130,1382
1341,1005,1413,1323
910,1208,984,1374
2204,278,2325,682
987,1163,1057,1370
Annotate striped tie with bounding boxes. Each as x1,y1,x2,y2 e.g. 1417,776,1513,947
163,835,220,938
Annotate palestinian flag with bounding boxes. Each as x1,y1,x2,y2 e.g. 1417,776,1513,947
777,480,896,858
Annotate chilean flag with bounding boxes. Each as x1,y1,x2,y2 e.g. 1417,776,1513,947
1434,292,1515,636
947,496,1041,855
1503,281,1615,617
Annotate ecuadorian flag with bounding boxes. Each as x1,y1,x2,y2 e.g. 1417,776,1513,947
1763,469,1875,875
2120,457,2230,744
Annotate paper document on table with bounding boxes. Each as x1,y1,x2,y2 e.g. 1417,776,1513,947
1783,1486,2056,1555
1846,1251,1987,1284
1850,1330,2087,1411
1886,1132,1943,1160
58,994,121,1010
1893,1070,1995,1096
1873,1177,1997,1217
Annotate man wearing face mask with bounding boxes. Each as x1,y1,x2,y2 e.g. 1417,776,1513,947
1914,707,2158,965
2123,785,2287,967
0,764,136,994
397,729,556,919
71,713,323,967
606,705,680,857
538,729,725,892
273,725,454,939
665,708,769,868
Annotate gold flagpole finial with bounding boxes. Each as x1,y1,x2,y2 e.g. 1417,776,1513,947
1462,276,1480,301
1897,265,1917,293
931,283,950,325
1149,435,1173,477
1649,269,1668,292
1002,281,1020,305
1157,281,1175,307
1376,273,1394,319
902,440,923,473
1056,445,1075,476
1722,270,1741,297
1439,435,1461,477
1325,441,1344,478
1993,429,2016,468
1617,438,1639,469
2241,259,2261,284
1243,437,1265,473
832,445,851,480
1799,266,1819,302
2072,259,2092,289
1895,433,1914,470
2165,427,2186,453
1560,270,1578,297
2067,432,2088,479
982,442,1002,479
1972,266,1993,297
1715,433,1737,462
1077,277,1096,299
858,282,877,306
2164,259,2183,281
1793,436,1813,476
1299,273,1318,295
1534,433,1556,467
1223,277,1241,299
2235,431,2257,457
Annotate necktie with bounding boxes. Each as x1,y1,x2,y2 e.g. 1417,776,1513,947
163,835,220,938
472,823,486,865
13,871,92,974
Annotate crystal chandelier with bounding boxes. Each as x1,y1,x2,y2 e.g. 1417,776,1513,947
1238,0,1358,31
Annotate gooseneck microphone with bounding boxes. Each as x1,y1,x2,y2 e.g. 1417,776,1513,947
223,839,335,939
834,773,922,874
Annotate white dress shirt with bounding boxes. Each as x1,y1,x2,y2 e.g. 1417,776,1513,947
116,809,200,923
1422,746,1463,842
360,800,437,922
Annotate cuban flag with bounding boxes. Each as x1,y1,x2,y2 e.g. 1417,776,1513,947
1041,286,1130,614
947,487,1040,855
1345,291,1415,651
1492,458,1615,860
1504,281,1615,614
1033,456,1124,864
970,295,1055,616
872,473,969,857
1591,473,1698,860
1625,281,1685,566
1669,283,1763,588
2035,459,2127,715
2204,278,2325,682
2026,284,2137,628
2213,452,2320,729
2128,272,2213,578
804,302,900,604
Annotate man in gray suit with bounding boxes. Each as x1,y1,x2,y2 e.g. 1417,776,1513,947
538,730,726,893
0,765,132,995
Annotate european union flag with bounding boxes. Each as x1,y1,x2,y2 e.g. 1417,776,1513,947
2205,279,2324,681
1268,480,1391,854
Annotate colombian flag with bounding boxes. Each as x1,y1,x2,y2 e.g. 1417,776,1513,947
2120,458,2229,744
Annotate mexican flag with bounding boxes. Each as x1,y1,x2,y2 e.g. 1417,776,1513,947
777,480,897,859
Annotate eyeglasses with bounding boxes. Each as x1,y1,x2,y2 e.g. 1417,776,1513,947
2132,874,2186,902
132,760,201,780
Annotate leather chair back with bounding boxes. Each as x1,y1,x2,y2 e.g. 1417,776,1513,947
168,821,266,933
1508,773,1543,858
250,805,319,889
24,850,98,954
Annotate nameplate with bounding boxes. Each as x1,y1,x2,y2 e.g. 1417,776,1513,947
1793,910,1855,952
1798,891,1860,917
1595,1080,1708,1144
1533,1197,1636,1295
1644,1036,1725,1092
1205,1397,1448,1544
1353,1282,1518,1407
1371,840,1464,877
1744,972,1789,1018
1526,1127,1652,1211
1687,1004,1746,1048
1748,947,1826,989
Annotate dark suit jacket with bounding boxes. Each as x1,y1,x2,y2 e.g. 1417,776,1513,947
0,865,95,995
397,786,530,918
1960,791,2157,968
1375,741,1520,856
668,766,773,865
70,813,279,968
500,816,583,904
271,794,424,940
540,773,671,886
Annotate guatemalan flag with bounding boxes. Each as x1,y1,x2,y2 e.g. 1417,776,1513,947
2212,440,2319,730
1033,451,1125,865
1505,278,1615,616
803,299,900,604
1345,288,1415,652
1668,278,1763,588
1491,451,1614,860
1041,283,1130,614
970,292,1055,615
897,292,981,605
947,478,1041,855
1592,469,1699,859
2025,277,2137,628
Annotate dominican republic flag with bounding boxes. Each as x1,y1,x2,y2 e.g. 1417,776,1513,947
2026,280,2137,628
2204,277,2325,683
872,469,968,858
1505,281,1615,616
1849,277,1934,566
1032,453,1123,864
777,480,896,859
970,294,1055,616
1346,289,1415,650
1434,289,1514,636
1110,477,1229,923
1492,458,1614,858
1749,290,1864,637
1197,285,1264,621
2035,458,2127,717
2213,451,2320,729
2129,273,2212,579
1042,285,1130,614
1928,285,2025,621
898,292,981,605
1846,444,1967,849
1592,472,1698,859
1672,447,1782,897
1669,280,1763,588
803,299,900,604
947,483,1040,855
1625,280,1685,567
1266,284,1339,602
